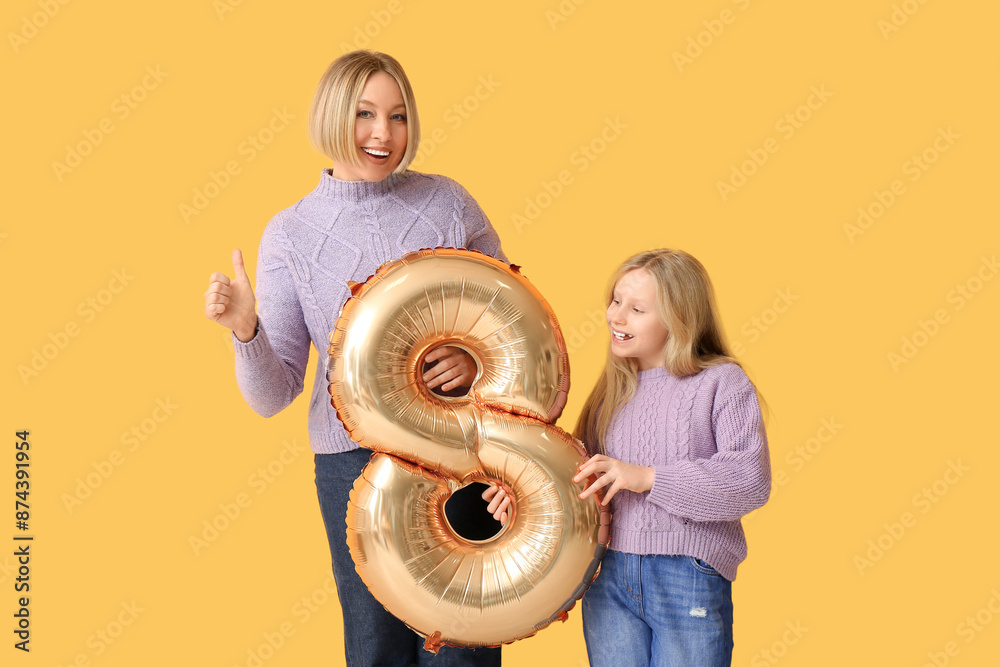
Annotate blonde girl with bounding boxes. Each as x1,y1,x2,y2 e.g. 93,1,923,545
572,248,770,667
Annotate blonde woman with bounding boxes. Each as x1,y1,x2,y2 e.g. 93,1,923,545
571,249,770,667
204,51,504,666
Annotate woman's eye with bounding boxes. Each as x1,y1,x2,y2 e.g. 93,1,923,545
391,113,407,121
357,110,373,118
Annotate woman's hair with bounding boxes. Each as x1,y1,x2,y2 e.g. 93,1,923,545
308,50,420,173
574,249,746,455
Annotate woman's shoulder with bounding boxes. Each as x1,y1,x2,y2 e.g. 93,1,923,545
258,171,346,236
399,170,477,200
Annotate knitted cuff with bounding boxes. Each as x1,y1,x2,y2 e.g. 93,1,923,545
648,465,675,510
232,320,269,360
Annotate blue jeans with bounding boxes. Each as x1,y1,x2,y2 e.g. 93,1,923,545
582,550,733,667
315,450,502,666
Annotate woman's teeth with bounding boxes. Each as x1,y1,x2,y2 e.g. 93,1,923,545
363,148,389,157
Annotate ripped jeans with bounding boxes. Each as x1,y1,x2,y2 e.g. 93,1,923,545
582,550,733,667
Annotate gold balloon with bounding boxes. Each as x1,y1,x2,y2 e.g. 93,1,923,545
328,248,610,651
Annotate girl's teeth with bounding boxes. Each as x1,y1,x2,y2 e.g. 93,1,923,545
613,332,632,341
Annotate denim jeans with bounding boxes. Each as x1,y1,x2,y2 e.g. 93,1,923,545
582,550,733,667
315,450,502,666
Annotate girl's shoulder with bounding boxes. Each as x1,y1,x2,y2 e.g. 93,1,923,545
693,362,756,396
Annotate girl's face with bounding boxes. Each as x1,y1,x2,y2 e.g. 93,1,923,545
333,71,408,182
607,268,669,370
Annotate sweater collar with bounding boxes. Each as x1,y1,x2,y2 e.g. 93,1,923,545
637,366,672,383
315,168,407,201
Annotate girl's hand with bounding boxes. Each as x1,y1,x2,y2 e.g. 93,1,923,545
481,484,510,525
205,249,258,342
423,347,477,391
573,454,655,505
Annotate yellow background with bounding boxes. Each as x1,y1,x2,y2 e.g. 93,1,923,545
4,0,999,665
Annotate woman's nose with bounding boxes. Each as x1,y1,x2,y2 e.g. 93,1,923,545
370,117,390,140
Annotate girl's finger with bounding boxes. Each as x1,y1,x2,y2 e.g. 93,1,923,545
574,459,608,482
602,481,623,505
579,473,613,500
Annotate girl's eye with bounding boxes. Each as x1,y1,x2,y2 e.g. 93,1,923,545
357,110,373,118
391,113,407,121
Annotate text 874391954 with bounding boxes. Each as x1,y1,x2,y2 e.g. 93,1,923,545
13,430,32,652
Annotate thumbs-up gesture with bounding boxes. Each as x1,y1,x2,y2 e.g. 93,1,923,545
205,249,258,342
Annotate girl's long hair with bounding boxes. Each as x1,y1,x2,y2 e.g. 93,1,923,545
573,249,750,455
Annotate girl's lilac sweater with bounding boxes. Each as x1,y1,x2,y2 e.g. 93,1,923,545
604,363,771,580
232,169,506,454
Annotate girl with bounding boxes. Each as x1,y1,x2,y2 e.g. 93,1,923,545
204,51,503,666
571,249,770,667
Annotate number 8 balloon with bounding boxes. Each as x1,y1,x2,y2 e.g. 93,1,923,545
327,248,610,651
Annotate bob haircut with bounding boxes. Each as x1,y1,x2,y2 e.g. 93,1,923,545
574,249,754,455
308,50,420,173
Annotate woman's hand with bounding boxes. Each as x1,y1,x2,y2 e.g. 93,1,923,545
205,249,258,342
422,347,477,391
573,454,655,505
481,484,510,525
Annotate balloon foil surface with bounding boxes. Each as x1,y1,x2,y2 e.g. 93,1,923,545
328,248,610,650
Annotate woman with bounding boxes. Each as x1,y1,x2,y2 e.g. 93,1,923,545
204,50,505,666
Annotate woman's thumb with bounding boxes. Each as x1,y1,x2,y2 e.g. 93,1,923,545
232,249,249,281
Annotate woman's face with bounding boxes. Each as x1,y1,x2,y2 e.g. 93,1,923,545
606,268,670,370
333,71,408,182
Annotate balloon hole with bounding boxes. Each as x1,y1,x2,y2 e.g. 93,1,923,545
443,482,506,543
420,344,480,399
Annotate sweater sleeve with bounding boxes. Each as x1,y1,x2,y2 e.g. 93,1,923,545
232,218,310,417
647,367,771,522
452,181,507,263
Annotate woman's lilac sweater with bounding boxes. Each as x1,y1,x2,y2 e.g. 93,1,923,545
603,363,771,580
232,169,506,454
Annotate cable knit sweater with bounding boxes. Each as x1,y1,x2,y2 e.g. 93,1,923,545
604,363,771,581
232,169,506,453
